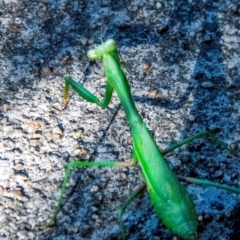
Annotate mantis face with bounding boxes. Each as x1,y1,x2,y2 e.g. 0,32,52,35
87,39,116,59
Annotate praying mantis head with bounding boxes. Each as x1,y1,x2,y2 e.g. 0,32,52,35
87,39,116,60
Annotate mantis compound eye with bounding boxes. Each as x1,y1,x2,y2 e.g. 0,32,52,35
104,39,116,51
87,49,98,59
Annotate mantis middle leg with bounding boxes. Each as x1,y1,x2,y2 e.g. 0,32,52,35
48,160,136,226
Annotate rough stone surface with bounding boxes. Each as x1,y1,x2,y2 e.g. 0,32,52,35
0,0,240,239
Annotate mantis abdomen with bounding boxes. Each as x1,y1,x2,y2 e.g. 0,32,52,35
132,122,198,240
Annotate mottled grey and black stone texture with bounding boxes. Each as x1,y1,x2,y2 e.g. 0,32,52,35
0,0,240,239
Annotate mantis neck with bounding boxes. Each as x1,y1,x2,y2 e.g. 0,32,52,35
103,54,143,126
120,91,143,127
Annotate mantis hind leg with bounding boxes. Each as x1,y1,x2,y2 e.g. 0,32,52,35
116,149,149,240
178,176,240,194
117,184,146,240
161,130,240,194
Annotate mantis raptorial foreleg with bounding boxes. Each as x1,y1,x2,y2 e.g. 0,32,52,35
63,76,114,108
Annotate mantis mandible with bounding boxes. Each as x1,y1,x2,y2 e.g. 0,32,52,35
45,40,240,239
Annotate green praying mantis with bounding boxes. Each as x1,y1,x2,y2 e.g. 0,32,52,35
44,39,240,239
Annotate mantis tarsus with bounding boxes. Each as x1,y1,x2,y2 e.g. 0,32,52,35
45,39,239,239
